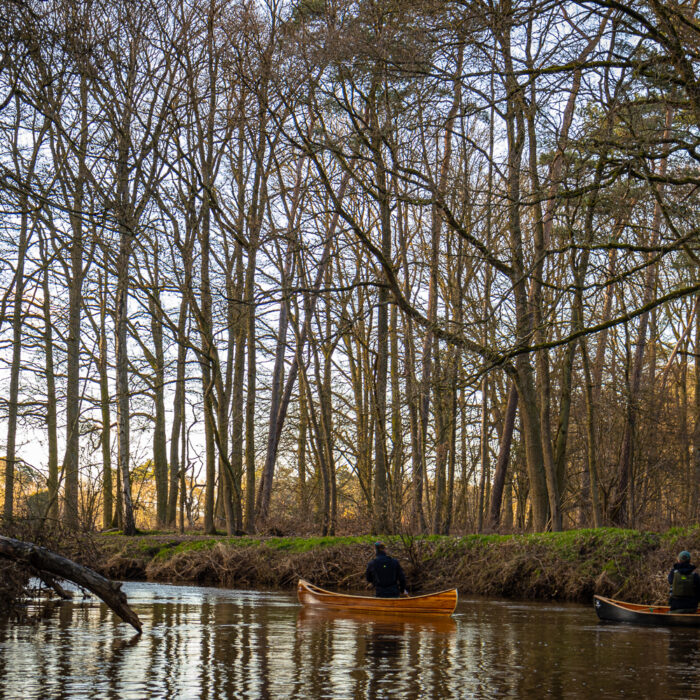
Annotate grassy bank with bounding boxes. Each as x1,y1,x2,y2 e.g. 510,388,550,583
88,527,700,604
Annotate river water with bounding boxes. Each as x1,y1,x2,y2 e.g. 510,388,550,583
1,581,699,698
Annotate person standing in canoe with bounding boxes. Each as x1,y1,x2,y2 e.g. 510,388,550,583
366,541,407,598
668,551,700,613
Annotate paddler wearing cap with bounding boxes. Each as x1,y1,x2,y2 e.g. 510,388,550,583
668,550,700,613
365,541,407,598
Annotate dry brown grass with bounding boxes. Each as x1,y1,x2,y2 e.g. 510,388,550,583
142,543,371,590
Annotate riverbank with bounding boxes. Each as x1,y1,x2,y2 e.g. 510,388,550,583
86,527,700,604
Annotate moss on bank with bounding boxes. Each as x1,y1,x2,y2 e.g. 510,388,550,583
86,526,700,604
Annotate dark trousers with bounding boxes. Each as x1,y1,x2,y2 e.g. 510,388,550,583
375,585,400,598
669,597,698,613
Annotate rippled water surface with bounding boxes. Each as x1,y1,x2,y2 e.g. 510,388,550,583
2,581,700,698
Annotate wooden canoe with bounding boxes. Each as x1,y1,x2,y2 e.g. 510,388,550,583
594,594,700,626
297,579,458,616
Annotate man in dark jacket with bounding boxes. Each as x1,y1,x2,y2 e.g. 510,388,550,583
668,550,700,613
365,541,407,598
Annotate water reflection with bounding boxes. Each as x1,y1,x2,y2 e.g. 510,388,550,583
2,583,700,698
296,607,456,698
297,606,457,634
668,630,700,666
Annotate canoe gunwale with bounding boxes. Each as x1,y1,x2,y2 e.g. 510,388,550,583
299,578,457,602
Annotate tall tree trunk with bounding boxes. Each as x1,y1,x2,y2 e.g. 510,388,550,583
321,284,336,535
521,15,609,531
115,230,136,536
3,206,28,521
505,136,549,528
258,245,292,523
244,240,258,533
679,337,690,520
495,15,550,530
432,347,450,534
58,62,94,530
343,307,373,513
503,481,514,530
692,298,700,523
477,375,490,533
199,200,217,535
570,154,609,529
390,303,403,522
580,338,603,528
245,35,274,529
610,108,672,525
397,200,426,532
4,98,48,520
416,41,465,534
442,234,463,536
488,382,519,530
149,254,168,527
443,364,458,535
299,345,330,534
217,384,235,535
98,270,112,529
63,230,82,529
297,375,309,517
167,295,188,526
202,366,216,535
223,244,244,534
41,237,59,523
245,93,270,529
111,38,141,536
592,249,619,404
371,94,391,534
230,244,246,533
525,87,561,533
179,367,188,535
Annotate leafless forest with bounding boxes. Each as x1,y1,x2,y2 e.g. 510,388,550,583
0,0,698,536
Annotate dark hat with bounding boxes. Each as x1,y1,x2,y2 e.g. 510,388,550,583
679,550,692,562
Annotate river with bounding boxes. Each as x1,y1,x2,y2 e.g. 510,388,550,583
1,581,699,698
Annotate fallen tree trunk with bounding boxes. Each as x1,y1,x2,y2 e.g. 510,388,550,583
0,535,141,633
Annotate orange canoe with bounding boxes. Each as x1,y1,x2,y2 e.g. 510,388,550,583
297,578,458,616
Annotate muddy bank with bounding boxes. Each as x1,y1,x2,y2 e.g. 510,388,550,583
87,527,700,604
